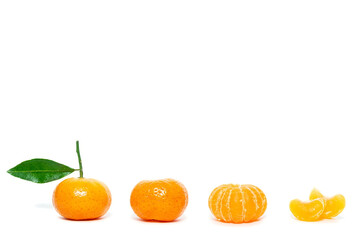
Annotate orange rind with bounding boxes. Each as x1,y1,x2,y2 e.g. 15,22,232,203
53,177,112,220
130,178,188,222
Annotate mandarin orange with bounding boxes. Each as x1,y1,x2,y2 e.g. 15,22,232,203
130,178,188,222
208,184,267,223
289,198,325,221
309,188,345,219
53,177,112,220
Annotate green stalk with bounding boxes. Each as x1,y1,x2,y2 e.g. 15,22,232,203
76,141,83,178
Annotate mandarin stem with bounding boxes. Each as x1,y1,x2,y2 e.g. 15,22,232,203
76,141,83,178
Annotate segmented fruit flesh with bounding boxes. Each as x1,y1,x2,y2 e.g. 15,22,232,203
208,184,267,223
289,198,325,221
309,189,345,219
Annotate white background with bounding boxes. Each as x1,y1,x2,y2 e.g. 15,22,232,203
0,1,359,239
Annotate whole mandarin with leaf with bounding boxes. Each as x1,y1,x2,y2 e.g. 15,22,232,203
208,184,267,223
7,141,111,220
130,178,188,221
52,141,111,220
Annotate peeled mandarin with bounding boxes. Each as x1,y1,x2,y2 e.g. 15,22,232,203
289,198,325,221
309,188,345,219
208,184,267,223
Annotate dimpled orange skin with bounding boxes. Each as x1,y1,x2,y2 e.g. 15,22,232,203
208,184,267,223
130,178,188,222
53,178,112,220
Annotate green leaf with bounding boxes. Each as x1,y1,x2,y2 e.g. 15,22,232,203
7,159,75,183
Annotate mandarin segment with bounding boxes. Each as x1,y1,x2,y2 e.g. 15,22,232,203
208,184,267,223
323,194,345,218
309,188,324,200
209,185,228,220
309,189,345,219
243,186,258,222
53,177,112,220
130,178,188,222
220,187,232,222
229,188,244,223
289,198,325,221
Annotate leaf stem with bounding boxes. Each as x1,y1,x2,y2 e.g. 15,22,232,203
76,141,83,178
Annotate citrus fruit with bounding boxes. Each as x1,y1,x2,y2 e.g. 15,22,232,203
130,178,188,222
6,141,112,221
53,177,112,220
309,188,345,219
208,184,267,223
289,198,325,221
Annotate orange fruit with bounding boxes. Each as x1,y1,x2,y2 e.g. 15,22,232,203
53,177,112,220
289,198,325,221
130,178,188,221
208,184,267,223
309,188,345,219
